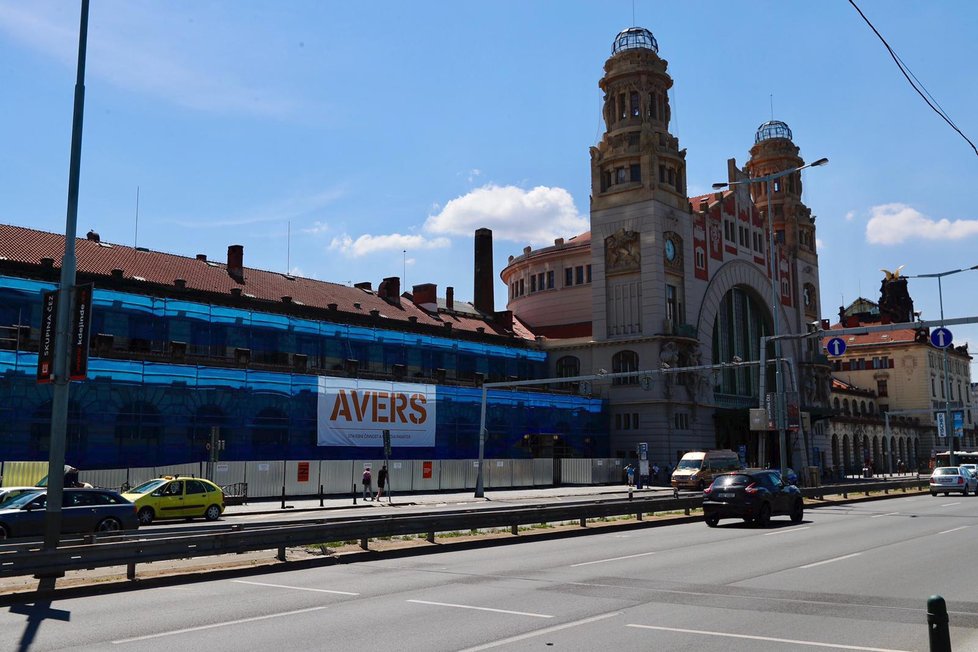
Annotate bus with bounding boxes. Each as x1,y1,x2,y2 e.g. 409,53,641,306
934,451,978,468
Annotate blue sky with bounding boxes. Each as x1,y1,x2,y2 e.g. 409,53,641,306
1,1,976,374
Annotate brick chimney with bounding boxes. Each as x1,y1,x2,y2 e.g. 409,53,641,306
445,286,454,312
227,245,244,282
378,276,401,304
412,283,438,312
473,228,494,314
493,310,514,332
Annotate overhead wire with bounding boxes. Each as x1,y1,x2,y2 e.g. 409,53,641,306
848,0,977,157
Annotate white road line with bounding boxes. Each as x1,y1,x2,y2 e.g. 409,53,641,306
763,526,810,536
627,624,912,651
406,599,552,618
941,502,961,507
457,612,621,651
870,512,899,518
799,552,862,569
938,526,968,535
232,580,359,595
570,551,656,567
111,606,328,644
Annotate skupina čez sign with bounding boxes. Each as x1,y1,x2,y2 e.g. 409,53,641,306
316,377,437,447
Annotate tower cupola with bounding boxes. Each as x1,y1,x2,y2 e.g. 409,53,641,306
612,27,658,54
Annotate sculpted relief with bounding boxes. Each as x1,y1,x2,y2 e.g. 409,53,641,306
605,228,641,274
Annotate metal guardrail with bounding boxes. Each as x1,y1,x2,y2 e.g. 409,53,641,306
0,479,928,582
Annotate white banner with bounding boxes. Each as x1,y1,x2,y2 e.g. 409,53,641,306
317,377,437,447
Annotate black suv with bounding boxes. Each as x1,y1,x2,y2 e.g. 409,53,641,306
702,469,804,527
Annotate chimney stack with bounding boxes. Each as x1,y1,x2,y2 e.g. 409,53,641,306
473,228,494,314
378,276,401,303
412,283,438,312
227,245,244,282
446,286,454,312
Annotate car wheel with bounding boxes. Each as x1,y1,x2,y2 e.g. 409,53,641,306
705,513,720,528
137,507,155,526
790,499,804,523
204,504,222,521
96,518,122,533
756,503,771,527
931,492,938,497
965,485,970,497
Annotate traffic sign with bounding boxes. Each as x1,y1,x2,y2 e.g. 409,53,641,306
931,327,953,349
825,337,847,356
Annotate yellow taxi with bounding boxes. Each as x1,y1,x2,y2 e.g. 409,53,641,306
122,476,225,525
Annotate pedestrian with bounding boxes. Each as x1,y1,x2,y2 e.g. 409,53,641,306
361,466,372,501
625,464,635,487
375,464,389,501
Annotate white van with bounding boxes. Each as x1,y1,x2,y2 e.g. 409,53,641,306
671,450,742,490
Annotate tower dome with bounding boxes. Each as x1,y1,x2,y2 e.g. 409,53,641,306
754,120,793,143
612,27,658,55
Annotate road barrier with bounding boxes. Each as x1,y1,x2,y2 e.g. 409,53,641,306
0,478,927,582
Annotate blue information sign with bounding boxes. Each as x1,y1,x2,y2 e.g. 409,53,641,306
825,337,847,356
930,327,953,349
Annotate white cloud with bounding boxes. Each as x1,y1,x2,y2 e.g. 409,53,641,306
845,210,856,222
329,233,451,258
424,184,587,245
302,221,331,235
866,203,978,245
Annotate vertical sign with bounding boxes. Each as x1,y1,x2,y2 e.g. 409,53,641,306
422,461,433,479
36,290,58,383
69,283,93,380
936,412,947,439
297,461,310,483
383,429,392,459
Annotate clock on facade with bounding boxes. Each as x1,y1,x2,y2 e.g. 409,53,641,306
665,238,676,262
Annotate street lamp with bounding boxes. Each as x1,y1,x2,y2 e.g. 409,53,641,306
713,157,828,480
907,265,978,466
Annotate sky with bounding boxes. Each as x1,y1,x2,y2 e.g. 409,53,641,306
1,0,976,375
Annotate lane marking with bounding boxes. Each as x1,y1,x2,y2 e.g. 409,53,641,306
938,526,968,535
941,502,961,507
627,624,912,651
406,599,552,618
870,512,899,518
112,606,327,644
799,552,861,569
232,580,359,595
457,612,621,651
570,551,656,567
763,526,810,536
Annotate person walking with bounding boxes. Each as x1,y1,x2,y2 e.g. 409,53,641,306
375,464,389,501
625,464,635,487
361,466,372,501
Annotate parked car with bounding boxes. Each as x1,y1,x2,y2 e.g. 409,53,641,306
122,476,225,525
929,466,978,496
959,463,978,479
702,469,804,528
0,488,138,541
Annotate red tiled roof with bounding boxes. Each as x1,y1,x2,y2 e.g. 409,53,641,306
689,190,730,210
821,322,918,347
0,223,533,342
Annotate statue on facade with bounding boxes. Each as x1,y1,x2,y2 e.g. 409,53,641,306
879,265,915,323
605,228,641,274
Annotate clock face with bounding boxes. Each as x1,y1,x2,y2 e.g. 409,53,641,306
665,238,676,261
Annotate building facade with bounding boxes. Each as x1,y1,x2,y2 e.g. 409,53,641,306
502,27,830,467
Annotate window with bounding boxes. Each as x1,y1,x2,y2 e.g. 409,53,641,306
612,350,639,385
877,379,888,397
555,355,579,380
630,164,641,183
648,92,657,119
666,284,682,323
576,266,585,284
674,413,689,430
659,165,665,183
518,278,524,296
586,265,592,283
530,275,537,293
630,91,640,117
619,93,627,119
616,167,627,184
632,413,639,429
565,268,573,287
773,180,781,193
546,270,554,289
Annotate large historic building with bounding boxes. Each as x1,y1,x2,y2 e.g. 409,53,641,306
502,27,831,467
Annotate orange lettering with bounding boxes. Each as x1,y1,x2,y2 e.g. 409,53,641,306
352,391,369,421
329,390,352,422
374,391,389,423
393,392,408,423
409,394,427,424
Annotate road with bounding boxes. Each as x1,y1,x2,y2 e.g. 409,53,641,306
2,492,977,651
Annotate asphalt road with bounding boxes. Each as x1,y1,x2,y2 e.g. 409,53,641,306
3,492,977,651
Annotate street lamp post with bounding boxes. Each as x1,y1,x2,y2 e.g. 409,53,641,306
908,265,978,467
713,157,828,479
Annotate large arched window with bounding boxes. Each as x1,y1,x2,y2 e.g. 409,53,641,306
712,286,769,398
556,356,580,379
115,401,163,465
251,407,289,460
612,350,638,385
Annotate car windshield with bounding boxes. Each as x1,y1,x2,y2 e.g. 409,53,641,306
933,467,959,476
676,459,702,471
129,479,167,494
713,474,750,488
0,491,44,509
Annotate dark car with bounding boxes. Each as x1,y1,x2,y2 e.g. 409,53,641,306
0,488,139,541
702,469,804,527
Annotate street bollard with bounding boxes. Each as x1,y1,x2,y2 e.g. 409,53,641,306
352,482,357,505
280,486,286,509
628,488,633,501
927,595,952,652
319,484,324,507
